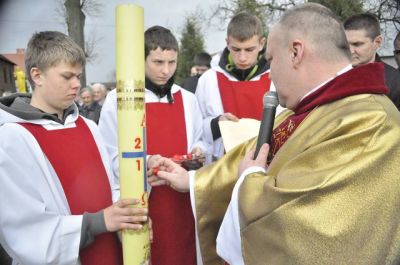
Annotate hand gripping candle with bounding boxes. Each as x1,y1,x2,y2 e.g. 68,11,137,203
116,4,150,264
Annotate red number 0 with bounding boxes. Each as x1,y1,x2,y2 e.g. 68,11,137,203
136,160,141,171
134,138,141,149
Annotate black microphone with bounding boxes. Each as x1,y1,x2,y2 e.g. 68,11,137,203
253,91,279,159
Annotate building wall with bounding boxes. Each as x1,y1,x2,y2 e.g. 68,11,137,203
0,58,16,95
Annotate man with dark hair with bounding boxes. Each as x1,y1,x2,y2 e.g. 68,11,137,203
181,52,212,93
344,13,400,110
148,4,400,264
99,25,206,265
193,52,212,74
196,12,272,160
394,31,400,70
0,31,148,265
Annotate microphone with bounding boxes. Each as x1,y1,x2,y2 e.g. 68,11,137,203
253,91,279,159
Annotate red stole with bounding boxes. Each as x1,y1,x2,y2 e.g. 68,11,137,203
268,63,388,163
19,117,122,265
217,71,271,120
146,90,196,265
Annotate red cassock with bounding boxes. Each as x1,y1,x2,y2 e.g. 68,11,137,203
146,90,196,265
217,72,271,120
20,117,122,265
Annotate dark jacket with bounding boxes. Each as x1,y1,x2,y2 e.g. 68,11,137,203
181,75,200,94
80,102,102,124
376,55,400,110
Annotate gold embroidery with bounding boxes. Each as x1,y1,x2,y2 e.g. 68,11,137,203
268,118,297,164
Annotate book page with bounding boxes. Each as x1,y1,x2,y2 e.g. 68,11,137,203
219,118,260,152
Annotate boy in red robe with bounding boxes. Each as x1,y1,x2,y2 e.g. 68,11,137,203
0,31,149,265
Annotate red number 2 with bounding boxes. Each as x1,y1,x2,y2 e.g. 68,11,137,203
134,138,141,149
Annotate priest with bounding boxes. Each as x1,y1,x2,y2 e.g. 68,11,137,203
148,3,400,265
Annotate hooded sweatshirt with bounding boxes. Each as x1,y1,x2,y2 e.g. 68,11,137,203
0,93,115,264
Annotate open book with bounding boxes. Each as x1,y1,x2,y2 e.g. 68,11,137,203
219,118,260,152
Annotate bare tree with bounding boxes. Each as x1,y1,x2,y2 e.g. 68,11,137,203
209,0,398,32
208,0,301,31
365,0,400,31
55,0,103,87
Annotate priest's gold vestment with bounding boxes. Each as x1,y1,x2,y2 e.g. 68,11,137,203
195,93,400,265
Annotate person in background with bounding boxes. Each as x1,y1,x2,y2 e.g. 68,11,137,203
99,25,207,265
80,87,102,124
394,31,400,70
344,13,400,110
195,11,272,161
0,31,148,265
92,83,108,106
14,66,27,93
181,52,212,94
148,3,400,264
190,66,198,76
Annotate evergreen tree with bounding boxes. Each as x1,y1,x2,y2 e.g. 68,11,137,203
310,0,363,21
176,15,205,84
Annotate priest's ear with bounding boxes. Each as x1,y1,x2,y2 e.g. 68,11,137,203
290,39,304,67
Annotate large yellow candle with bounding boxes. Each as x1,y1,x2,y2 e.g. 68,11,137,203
116,4,150,264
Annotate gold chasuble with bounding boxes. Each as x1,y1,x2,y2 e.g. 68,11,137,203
194,63,400,265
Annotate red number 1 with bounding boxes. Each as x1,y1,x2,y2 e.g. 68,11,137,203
136,160,141,171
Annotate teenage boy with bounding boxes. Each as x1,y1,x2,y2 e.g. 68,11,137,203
196,12,272,160
99,26,206,265
0,31,148,265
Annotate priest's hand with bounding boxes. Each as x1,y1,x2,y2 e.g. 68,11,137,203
238,143,269,176
104,198,148,232
148,157,190,192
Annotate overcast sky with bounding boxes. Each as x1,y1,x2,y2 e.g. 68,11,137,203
0,0,397,84
0,0,227,84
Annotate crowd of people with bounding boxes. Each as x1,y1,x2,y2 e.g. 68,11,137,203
1,3,400,265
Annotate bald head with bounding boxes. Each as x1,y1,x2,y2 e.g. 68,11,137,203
92,83,107,103
266,3,352,110
277,3,351,62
